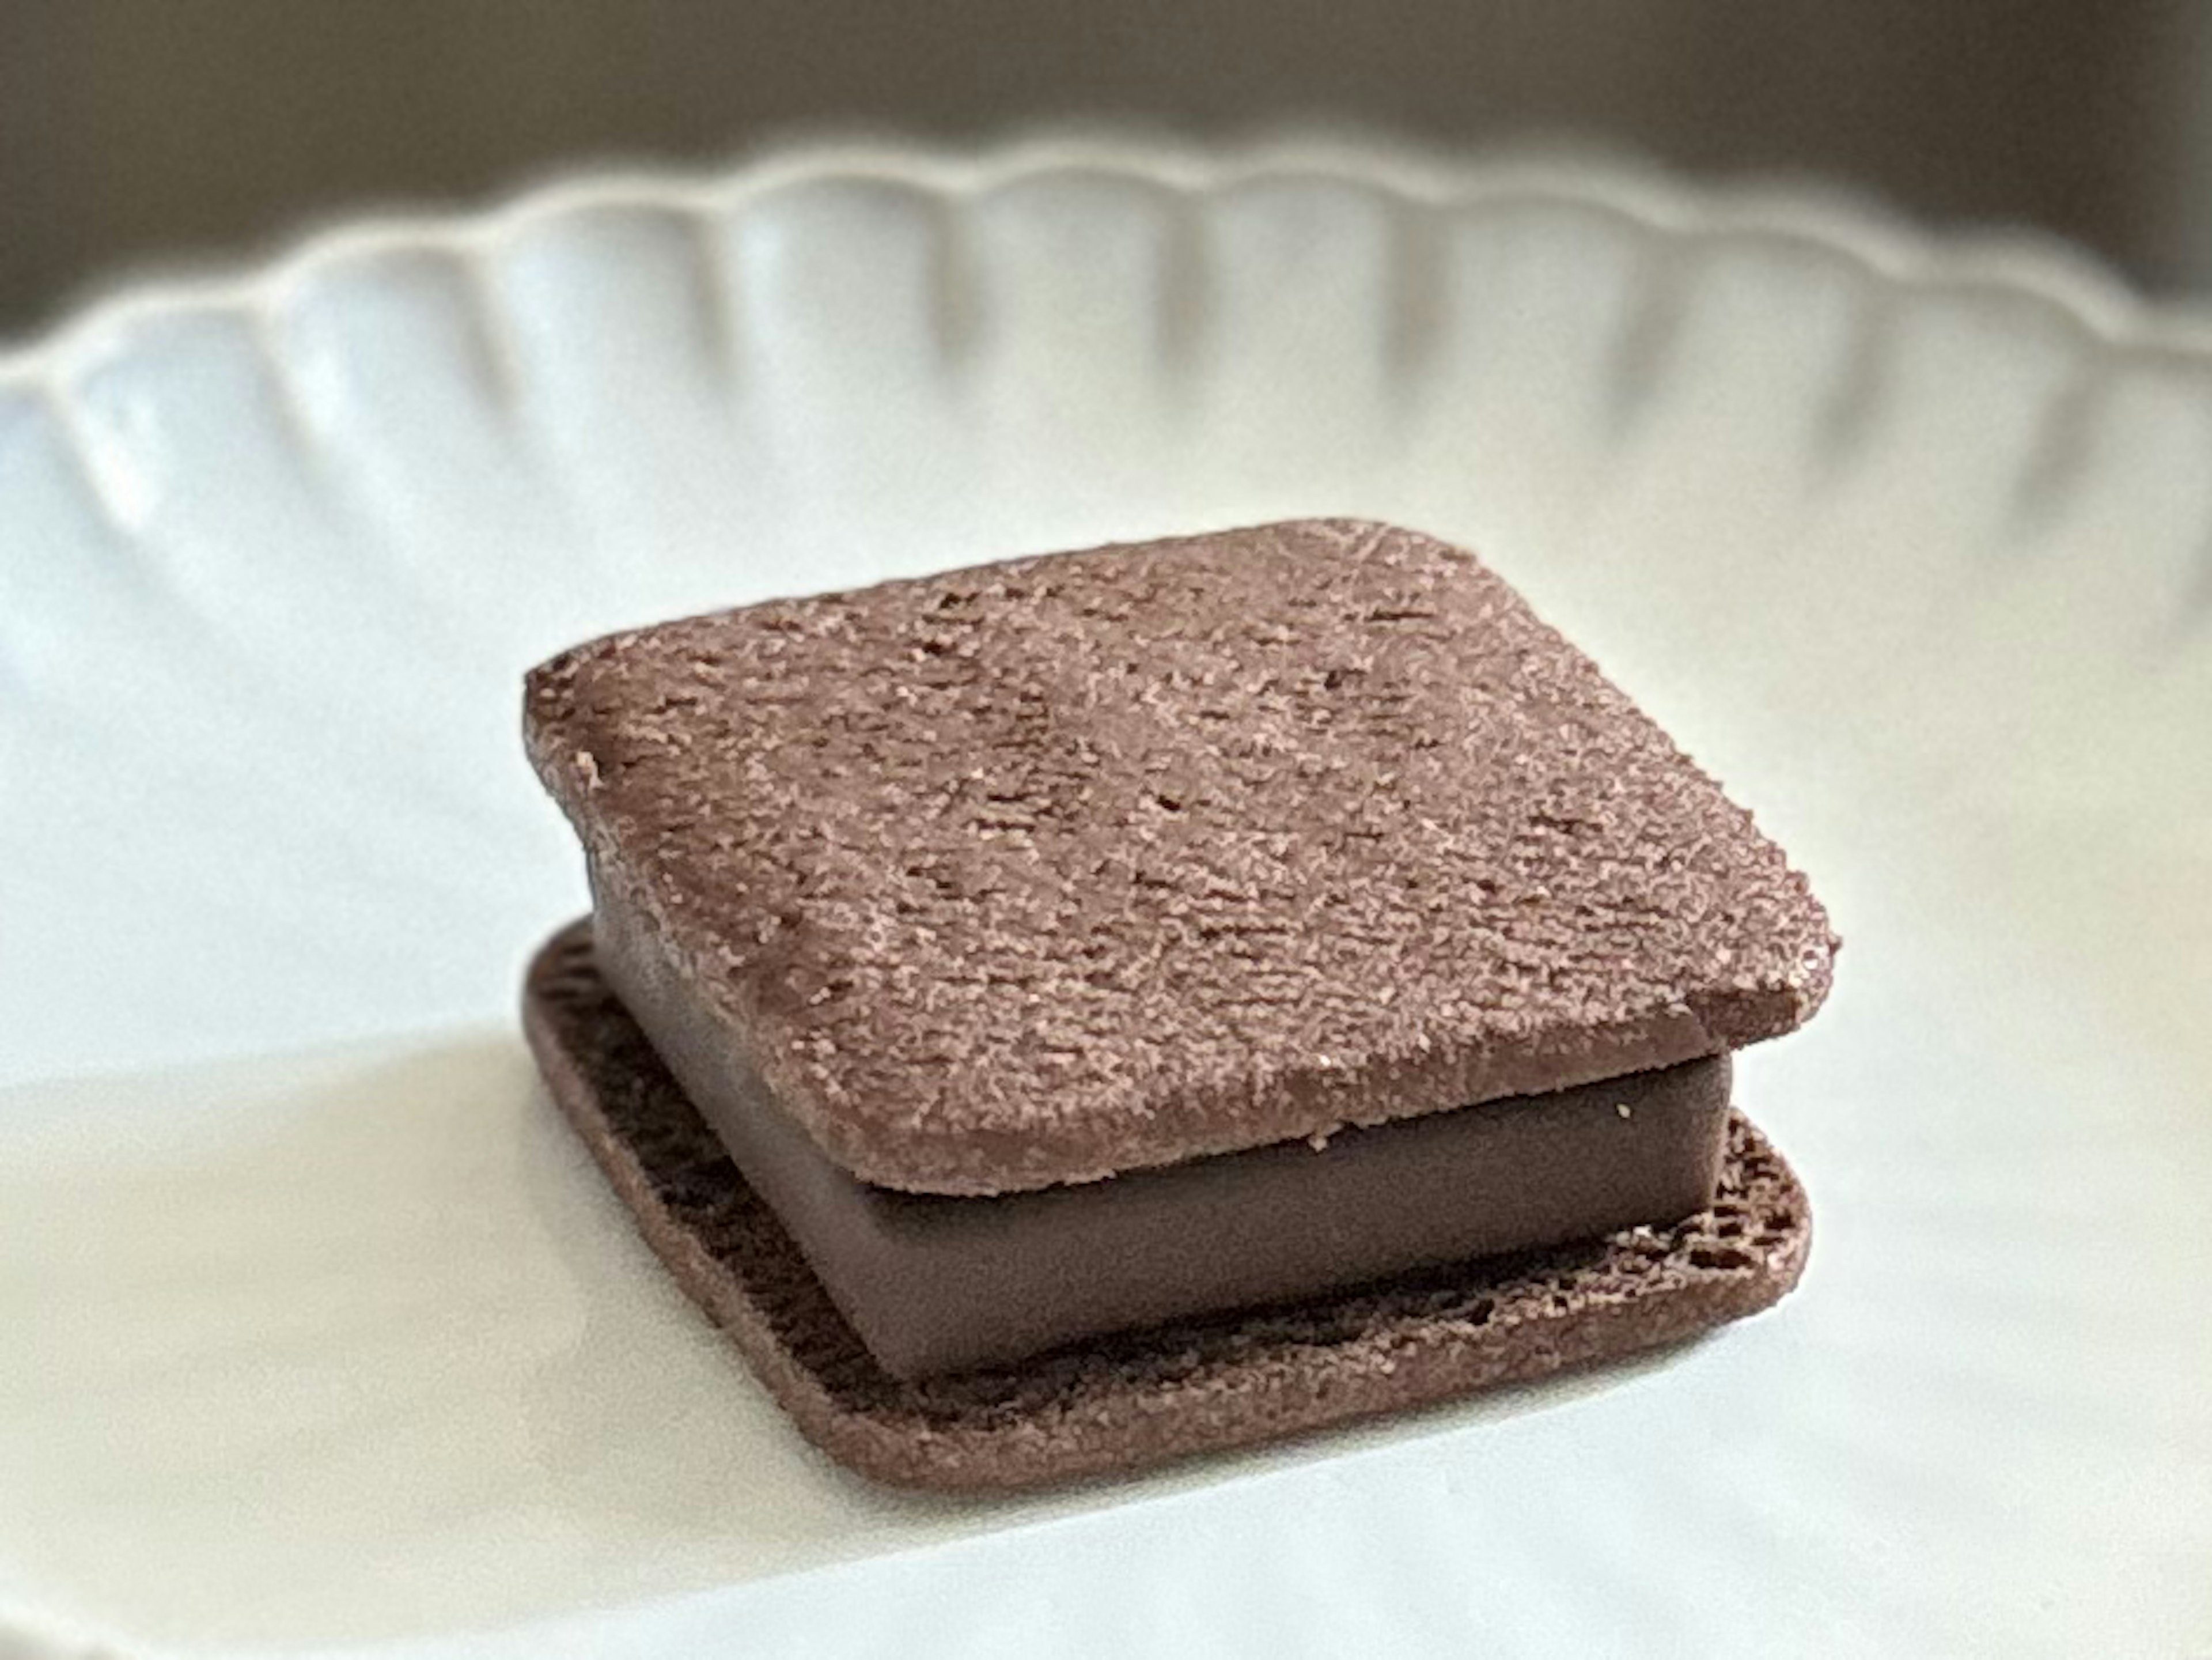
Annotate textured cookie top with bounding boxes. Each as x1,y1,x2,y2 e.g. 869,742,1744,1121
525,520,1835,1195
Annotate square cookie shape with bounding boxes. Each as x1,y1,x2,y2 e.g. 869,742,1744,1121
524,519,1835,1195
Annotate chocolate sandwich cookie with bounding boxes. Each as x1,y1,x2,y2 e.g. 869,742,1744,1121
521,519,1836,1484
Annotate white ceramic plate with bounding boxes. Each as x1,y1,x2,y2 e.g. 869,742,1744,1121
5,138,2210,1660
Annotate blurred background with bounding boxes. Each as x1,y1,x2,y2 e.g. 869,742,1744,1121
4,0,2211,342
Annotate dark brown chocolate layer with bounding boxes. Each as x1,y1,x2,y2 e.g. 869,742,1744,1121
521,924,1813,1491
590,903,1732,1378
524,519,1837,1196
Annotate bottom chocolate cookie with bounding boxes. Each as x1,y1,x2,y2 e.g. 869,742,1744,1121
521,922,1813,1492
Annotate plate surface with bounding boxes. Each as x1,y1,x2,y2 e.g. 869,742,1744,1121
4,138,2210,1659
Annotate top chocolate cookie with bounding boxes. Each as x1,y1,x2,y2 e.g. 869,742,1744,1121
525,520,1835,1196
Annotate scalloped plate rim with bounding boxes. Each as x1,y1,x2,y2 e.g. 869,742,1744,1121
9,131,2212,408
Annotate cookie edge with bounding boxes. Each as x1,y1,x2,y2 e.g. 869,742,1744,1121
521,921,1813,1492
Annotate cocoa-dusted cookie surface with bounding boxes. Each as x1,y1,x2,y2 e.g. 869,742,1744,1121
525,519,1836,1194
523,924,1812,1492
